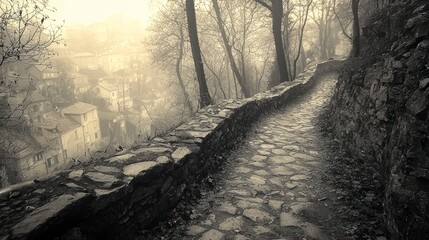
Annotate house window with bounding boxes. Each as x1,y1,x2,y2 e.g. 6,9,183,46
95,132,98,139
47,155,59,168
33,152,43,163
93,121,97,130
84,113,87,121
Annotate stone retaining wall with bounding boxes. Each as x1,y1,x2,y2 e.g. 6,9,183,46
0,60,343,240
328,1,429,238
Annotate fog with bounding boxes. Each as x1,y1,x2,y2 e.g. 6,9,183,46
0,0,358,186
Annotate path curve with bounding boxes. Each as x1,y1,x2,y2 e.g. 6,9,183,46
145,73,362,240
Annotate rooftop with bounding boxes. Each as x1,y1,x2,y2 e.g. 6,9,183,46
34,111,80,133
62,102,97,115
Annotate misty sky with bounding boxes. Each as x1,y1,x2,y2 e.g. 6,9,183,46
51,0,160,26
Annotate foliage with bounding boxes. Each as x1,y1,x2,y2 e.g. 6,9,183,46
0,0,62,66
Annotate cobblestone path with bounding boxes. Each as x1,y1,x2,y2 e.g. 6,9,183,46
168,73,348,240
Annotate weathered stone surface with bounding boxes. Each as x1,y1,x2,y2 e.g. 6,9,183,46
280,212,301,227
171,147,192,163
219,217,243,231
253,225,272,235
132,147,172,155
290,175,310,181
123,161,158,176
218,203,238,215
106,153,135,163
186,225,206,236
11,193,88,238
251,155,267,161
85,172,120,188
249,175,266,185
199,229,225,240
68,170,84,180
243,209,274,223
268,200,284,211
94,166,121,173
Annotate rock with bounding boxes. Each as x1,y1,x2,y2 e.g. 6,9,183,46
251,155,267,161
406,90,427,116
218,203,238,215
65,183,84,190
237,200,263,209
243,209,274,223
268,200,284,211
290,175,310,181
156,156,171,164
260,144,276,149
271,166,294,176
94,166,121,173
234,235,249,240
286,182,298,189
280,212,301,227
419,78,429,90
172,147,192,163
199,229,225,240
219,217,243,231
254,170,270,176
11,193,88,238
85,172,120,188
270,156,296,164
236,167,252,174
123,161,158,176
186,225,206,236
249,175,266,185
253,225,273,235
106,153,135,163
269,177,284,187
34,189,45,194
131,147,172,155
257,150,271,156
272,149,286,155
68,170,84,180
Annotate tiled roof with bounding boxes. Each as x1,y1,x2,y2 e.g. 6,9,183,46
62,102,97,115
34,111,80,133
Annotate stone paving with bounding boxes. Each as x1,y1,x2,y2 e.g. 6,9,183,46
171,73,343,240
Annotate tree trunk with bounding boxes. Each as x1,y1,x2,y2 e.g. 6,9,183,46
352,0,360,58
212,0,251,98
186,0,212,108
176,23,194,112
272,0,290,82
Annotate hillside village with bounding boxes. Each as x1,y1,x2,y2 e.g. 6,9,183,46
0,29,165,186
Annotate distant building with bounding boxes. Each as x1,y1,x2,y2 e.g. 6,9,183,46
90,82,119,112
73,52,99,70
62,102,102,156
0,128,50,183
33,111,85,164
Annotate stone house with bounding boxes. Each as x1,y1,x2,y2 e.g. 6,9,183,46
62,102,102,156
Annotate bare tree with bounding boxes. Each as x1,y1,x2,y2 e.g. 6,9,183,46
0,0,62,66
186,0,212,108
148,2,194,112
292,0,313,79
351,0,360,57
254,0,290,83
